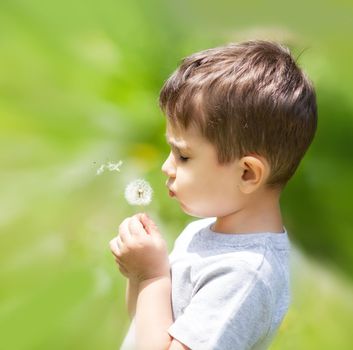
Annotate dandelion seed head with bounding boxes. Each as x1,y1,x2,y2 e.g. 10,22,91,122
124,179,153,206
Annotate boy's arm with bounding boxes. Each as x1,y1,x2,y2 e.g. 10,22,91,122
113,214,189,349
134,275,178,350
129,275,189,350
126,278,139,320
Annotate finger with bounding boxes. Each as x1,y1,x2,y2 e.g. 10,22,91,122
140,213,160,237
129,215,146,237
116,235,123,250
117,263,129,277
119,217,133,244
114,258,128,275
109,237,121,257
135,213,152,232
115,257,125,268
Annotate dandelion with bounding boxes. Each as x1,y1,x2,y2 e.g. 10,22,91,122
124,179,153,206
96,160,123,175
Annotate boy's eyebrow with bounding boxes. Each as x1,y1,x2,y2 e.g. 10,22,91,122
165,133,190,151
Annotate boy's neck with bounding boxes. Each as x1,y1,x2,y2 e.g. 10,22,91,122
212,190,284,234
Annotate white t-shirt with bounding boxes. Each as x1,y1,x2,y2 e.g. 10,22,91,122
120,217,291,350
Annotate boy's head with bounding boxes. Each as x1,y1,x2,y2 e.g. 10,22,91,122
159,40,317,192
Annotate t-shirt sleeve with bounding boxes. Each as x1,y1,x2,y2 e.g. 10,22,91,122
167,263,273,350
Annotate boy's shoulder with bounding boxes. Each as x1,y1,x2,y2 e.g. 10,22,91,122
181,217,216,237
173,217,290,284
172,217,215,251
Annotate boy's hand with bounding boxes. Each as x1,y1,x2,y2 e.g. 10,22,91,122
109,213,170,282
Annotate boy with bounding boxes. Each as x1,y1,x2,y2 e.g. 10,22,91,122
109,40,317,350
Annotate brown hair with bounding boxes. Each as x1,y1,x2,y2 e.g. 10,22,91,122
159,40,317,189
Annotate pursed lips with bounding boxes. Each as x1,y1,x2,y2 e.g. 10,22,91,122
166,181,176,197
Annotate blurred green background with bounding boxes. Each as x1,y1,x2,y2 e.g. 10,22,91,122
1,0,352,349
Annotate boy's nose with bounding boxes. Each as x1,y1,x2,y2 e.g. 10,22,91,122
161,152,176,178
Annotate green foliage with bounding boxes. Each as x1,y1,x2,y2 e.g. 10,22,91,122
1,0,352,349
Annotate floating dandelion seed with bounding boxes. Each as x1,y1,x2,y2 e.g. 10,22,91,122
124,179,153,206
96,164,106,175
96,160,123,175
106,161,123,172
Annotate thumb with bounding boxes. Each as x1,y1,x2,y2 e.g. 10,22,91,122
140,213,160,236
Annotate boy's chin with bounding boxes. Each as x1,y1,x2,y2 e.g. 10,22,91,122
180,203,214,219
180,203,200,218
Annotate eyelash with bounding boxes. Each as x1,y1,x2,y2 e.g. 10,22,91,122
178,155,189,162
170,149,189,162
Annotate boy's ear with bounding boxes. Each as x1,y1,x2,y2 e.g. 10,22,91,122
237,155,270,194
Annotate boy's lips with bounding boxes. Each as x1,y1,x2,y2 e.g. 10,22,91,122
165,180,175,197
166,183,176,197
168,186,176,197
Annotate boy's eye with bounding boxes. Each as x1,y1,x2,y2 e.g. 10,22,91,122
179,155,189,162
170,147,189,162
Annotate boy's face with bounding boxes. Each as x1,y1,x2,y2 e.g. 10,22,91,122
162,122,244,218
